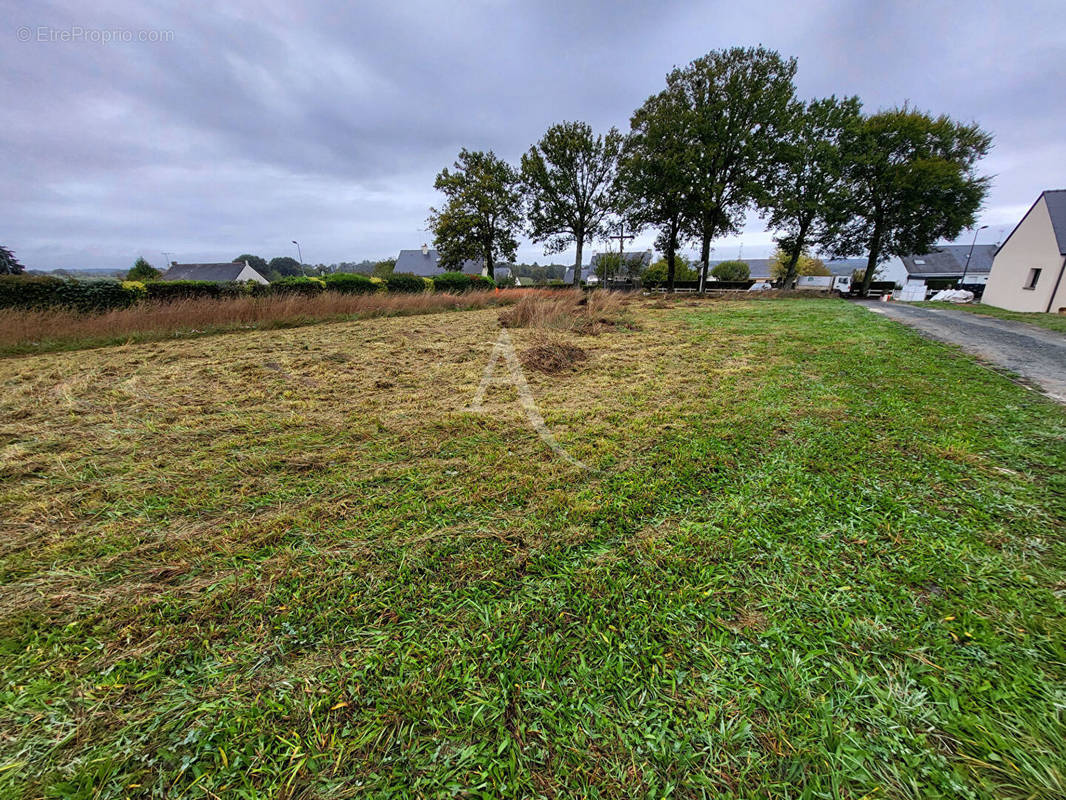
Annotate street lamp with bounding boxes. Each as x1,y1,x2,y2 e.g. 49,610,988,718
292,240,308,276
959,225,988,287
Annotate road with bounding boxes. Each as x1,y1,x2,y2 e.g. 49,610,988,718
860,301,1066,403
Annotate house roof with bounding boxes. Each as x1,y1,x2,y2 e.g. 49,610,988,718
900,244,997,277
563,266,593,283
707,259,773,278
1042,190,1066,254
996,189,1066,257
822,258,866,276
394,249,484,277
590,250,653,268
160,262,259,282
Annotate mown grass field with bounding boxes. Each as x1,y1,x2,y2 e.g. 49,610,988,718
916,301,1066,334
1,297,1064,799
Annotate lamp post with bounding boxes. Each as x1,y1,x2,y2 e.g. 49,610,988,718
292,240,308,276
959,225,988,287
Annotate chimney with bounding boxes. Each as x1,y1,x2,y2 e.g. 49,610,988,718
421,243,428,256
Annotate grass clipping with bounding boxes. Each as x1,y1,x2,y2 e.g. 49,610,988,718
520,334,589,374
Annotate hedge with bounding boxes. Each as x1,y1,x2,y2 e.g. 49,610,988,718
144,280,250,302
384,272,427,293
270,276,326,296
323,272,376,294
0,275,143,312
432,272,495,293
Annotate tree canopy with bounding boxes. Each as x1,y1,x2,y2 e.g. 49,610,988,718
429,149,523,278
673,47,798,286
828,107,992,294
521,121,623,285
761,95,862,287
127,257,161,282
268,256,304,277
710,260,750,281
768,248,829,279
0,245,24,275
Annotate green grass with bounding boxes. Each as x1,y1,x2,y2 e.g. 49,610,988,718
916,301,1066,334
1,298,1063,798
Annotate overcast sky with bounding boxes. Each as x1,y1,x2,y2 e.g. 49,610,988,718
4,0,1065,270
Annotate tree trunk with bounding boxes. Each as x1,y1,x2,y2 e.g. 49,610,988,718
862,220,883,297
666,222,677,293
782,219,809,289
573,239,583,287
485,242,494,281
699,227,712,292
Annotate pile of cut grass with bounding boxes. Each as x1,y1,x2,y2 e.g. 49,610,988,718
0,298,1063,798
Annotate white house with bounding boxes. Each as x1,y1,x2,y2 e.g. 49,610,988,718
159,261,269,284
394,245,512,281
983,190,1066,313
879,244,997,289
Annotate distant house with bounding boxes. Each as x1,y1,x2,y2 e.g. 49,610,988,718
563,265,594,284
825,258,869,278
159,261,269,284
983,190,1066,313
394,245,511,280
881,244,997,288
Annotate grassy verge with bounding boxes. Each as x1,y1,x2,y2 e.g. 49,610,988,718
0,289,531,358
915,301,1066,334
1,298,1063,798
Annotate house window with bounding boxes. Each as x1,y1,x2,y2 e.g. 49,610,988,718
1023,268,1042,290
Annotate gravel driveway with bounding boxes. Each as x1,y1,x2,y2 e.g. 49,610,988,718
860,301,1066,403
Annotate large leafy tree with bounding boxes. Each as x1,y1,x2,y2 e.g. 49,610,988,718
429,149,523,278
0,245,24,275
616,89,691,291
762,96,862,287
521,121,623,286
830,107,992,295
768,247,830,280
674,47,799,288
268,256,303,277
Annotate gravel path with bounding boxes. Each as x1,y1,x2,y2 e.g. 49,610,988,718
860,301,1066,403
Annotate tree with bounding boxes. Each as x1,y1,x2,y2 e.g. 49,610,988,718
373,258,396,278
429,149,523,279
0,245,24,275
234,254,269,274
761,96,862,288
617,89,691,291
830,107,992,296
711,260,750,281
521,121,623,286
268,256,303,277
644,255,697,284
672,48,799,289
127,257,161,281
768,247,830,280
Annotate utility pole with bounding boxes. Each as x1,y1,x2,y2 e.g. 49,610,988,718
607,221,635,288
292,240,309,276
161,251,173,268
959,225,988,287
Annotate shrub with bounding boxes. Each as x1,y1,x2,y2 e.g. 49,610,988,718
431,272,475,293
711,260,751,281
323,272,376,294
270,276,326,297
422,277,435,292
0,275,143,312
384,272,427,294
127,258,161,282
145,280,246,302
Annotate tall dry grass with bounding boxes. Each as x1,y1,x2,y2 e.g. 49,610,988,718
0,289,541,356
498,289,630,334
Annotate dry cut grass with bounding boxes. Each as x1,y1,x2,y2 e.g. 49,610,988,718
0,289,543,356
498,289,632,334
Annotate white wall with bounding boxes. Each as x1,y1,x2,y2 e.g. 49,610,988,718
237,265,270,285
983,195,1066,312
